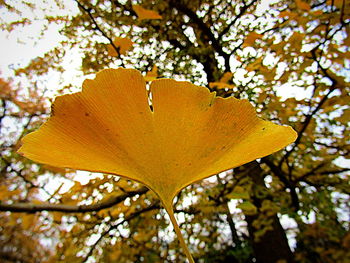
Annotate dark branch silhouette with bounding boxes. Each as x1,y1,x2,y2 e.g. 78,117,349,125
0,186,148,213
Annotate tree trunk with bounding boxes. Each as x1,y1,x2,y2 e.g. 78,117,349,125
243,161,295,263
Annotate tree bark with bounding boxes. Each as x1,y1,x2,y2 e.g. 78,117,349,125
243,161,295,263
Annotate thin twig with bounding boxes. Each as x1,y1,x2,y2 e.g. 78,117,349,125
75,0,125,67
82,202,160,263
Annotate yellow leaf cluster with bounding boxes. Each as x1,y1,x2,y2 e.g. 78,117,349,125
237,201,257,215
0,185,21,200
107,37,133,56
209,72,234,89
243,32,263,47
132,5,162,21
21,214,36,230
144,65,158,82
227,185,250,199
295,0,311,11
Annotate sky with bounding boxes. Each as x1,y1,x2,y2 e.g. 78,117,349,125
0,0,72,73
0,22,62,76
0,0,83,98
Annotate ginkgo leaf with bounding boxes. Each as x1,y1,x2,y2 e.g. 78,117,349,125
237,201,257,215
227,186,250,199
219,72,233,83
107,37,133,56
295,0,311,11
144,65,158,82
18,68,297,262
209,72,234,89
243,32,263,47
132,5,162,21
21,214,35,230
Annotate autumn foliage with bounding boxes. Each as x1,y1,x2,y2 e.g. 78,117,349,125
0,0,349,263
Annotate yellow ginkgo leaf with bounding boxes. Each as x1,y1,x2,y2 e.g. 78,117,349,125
227,186,250,200
18,68,297,263
144,65,158,82
209,72,234,89
243,32,263,47
107,37,133,56
132,5,162,21
237,201,257,215
220,72,233,83
295,0,311,11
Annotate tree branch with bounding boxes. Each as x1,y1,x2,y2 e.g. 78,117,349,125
0,186,149,213
280,56,337,167
82,202,160,263
262,157,300,210
218,0,258,39
75,0,125,67
298,166,350,183
170,0,231,71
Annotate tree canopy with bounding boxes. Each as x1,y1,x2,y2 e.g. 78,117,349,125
0,0,349,262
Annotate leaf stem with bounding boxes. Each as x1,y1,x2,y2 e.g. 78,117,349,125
163,201,195,263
